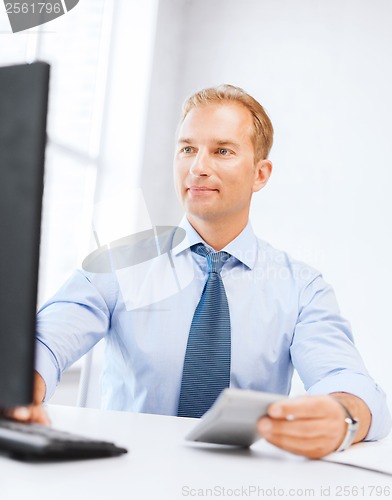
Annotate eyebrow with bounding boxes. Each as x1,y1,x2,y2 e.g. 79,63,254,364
177,137,242,149
177,137,193,145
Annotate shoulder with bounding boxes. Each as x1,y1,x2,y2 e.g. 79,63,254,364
254,236,321,288
253,237,342,316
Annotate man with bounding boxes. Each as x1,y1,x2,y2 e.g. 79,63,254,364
9,84,391,458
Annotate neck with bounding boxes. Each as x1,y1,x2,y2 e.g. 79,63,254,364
187,213,249,251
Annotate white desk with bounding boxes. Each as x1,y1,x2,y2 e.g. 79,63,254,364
1,405,391,500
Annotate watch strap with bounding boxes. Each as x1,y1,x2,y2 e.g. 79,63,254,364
335,401,359,452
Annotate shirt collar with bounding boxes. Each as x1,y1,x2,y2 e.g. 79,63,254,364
172,216,258,270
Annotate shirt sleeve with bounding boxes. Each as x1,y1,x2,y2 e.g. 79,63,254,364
35,269,117,401
290,273,392,441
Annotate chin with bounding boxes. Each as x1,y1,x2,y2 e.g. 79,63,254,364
188,210,221,222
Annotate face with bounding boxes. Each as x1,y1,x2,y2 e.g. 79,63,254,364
173,102,271,227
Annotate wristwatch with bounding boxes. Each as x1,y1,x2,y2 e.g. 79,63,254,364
335,401,359,452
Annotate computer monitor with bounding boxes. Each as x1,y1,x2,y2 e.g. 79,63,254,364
0,62,50,409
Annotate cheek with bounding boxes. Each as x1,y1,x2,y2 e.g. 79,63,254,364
229,173,255,199
225,169,251,188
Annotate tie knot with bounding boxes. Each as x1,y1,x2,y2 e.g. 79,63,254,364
192,244,230,274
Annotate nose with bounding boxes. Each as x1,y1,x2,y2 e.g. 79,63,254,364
189,149,210,177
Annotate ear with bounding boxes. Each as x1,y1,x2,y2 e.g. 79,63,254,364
252,159,272,193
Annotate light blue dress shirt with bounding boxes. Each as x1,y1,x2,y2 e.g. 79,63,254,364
35,217,391,440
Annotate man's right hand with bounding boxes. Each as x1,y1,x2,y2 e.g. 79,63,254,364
2,371,50,425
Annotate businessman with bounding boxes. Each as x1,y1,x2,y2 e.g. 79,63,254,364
9,84,391,458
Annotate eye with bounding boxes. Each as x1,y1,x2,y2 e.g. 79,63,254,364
182,146,194,154
218,148,231,156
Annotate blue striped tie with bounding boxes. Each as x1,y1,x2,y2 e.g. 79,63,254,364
177,244,231,418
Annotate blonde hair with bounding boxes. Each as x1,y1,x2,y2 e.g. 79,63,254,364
181,84,274,162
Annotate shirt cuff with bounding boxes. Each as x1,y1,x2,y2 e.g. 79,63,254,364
307,371,392,441
34,339,61,401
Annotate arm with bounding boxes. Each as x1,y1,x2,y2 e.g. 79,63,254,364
6,268,116,424
35,269,115,401
259,273,390,458
7,270,114,424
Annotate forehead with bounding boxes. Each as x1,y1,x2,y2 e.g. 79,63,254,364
177,102,254,145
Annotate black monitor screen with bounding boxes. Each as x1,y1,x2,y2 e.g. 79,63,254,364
0,62,49,409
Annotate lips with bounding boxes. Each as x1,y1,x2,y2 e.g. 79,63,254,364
187,186,219,193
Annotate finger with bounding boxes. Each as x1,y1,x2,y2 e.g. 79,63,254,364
3,406,32,422
3,404,50,425
259,425,335,459
258,411,345,458
268,395,343,421
258,415,333,440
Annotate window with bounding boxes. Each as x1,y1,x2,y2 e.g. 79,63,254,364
1,0,158,403
0,0,158,306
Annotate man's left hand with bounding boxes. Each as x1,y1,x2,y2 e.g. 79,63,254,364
257,393,370,459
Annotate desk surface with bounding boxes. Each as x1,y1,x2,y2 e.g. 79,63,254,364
1,405,391,500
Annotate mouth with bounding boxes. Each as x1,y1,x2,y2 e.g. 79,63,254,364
187,186,219,194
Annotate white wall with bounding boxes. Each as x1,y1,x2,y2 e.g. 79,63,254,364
140,0,188,226
142,0,392,398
